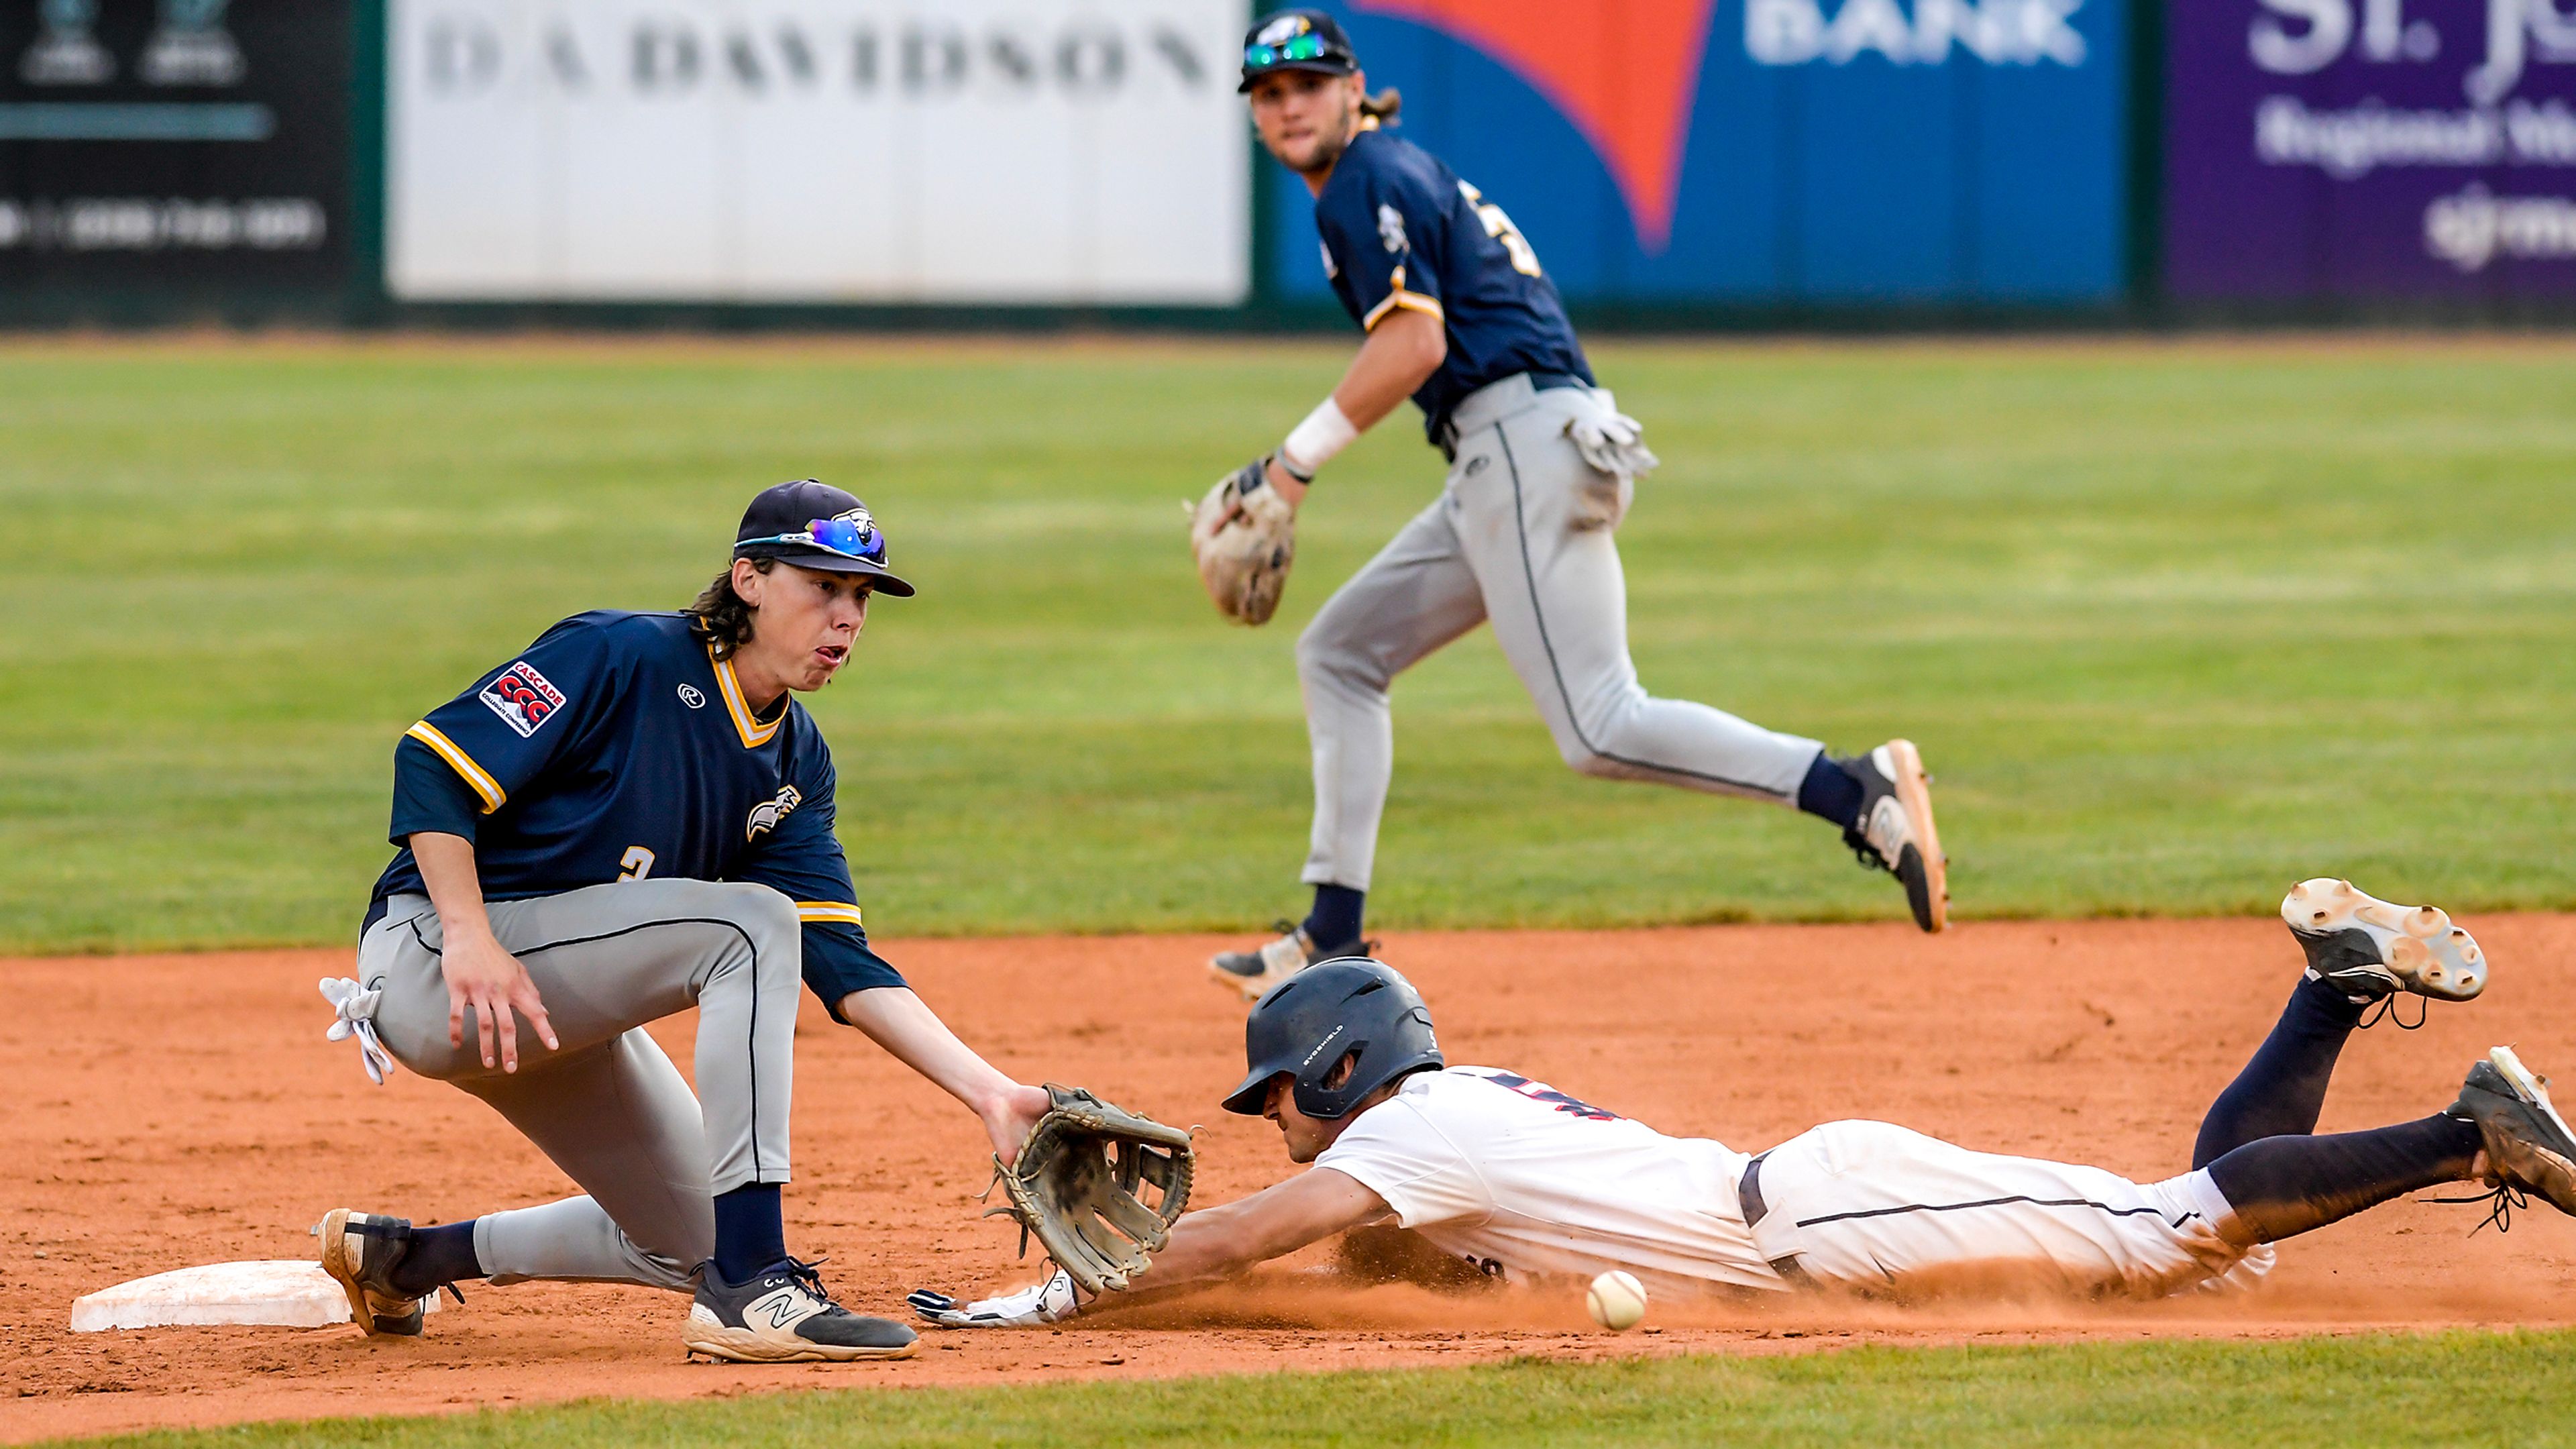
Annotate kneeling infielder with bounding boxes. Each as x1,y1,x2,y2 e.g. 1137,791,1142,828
1199,12,1945,1000
914,879,2573,1324
315,480,1050,1362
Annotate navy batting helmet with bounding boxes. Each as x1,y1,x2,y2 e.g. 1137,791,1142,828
1220,958,1442,1120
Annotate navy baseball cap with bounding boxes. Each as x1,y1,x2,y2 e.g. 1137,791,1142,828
733,479,916,597
1240,9,1358,93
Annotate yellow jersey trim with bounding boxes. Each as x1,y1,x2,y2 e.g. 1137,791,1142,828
796,902,865,928
406,721,504,814
1362,265,1445,331
706,643,784,749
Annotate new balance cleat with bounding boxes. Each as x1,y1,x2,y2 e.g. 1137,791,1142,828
682,1258,918,1363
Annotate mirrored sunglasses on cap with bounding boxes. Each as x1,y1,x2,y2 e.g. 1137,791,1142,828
1245,32,1336,67
738,517,885,563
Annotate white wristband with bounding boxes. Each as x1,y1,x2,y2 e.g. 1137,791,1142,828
1281,397,1359,479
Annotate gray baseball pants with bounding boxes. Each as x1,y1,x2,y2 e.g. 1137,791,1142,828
359,878,802,1293
1298,376,1823,892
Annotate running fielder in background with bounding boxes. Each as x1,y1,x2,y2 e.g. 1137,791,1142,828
314,480,1051,1363
1197,11,1945,1001
914,879,2575,1325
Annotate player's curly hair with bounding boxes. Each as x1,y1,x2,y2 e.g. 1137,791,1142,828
684,558,774,661
1359,86,1401,123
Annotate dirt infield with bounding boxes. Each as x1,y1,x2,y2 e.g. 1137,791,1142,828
9,916,2576,1442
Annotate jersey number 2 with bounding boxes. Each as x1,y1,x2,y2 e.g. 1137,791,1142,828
619,846,655,881
1458,180,1542,278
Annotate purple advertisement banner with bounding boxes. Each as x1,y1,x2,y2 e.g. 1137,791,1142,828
2167,0,2576,299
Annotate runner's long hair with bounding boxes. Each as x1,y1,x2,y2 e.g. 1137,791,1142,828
684,558,773,660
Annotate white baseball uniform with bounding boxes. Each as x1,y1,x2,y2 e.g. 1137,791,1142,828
1314,1067,2265,1301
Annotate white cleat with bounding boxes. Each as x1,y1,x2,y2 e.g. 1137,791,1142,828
2280,877,2485,1006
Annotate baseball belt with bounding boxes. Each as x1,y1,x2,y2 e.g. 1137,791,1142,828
1737,1152,1815,1287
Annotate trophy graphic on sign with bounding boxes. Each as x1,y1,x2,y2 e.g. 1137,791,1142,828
20,0,115,85
144,0,249,87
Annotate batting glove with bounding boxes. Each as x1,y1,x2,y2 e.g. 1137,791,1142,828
907,1267,1085,1328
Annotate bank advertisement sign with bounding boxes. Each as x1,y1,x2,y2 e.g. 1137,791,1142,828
0,0,349,292
1271,0,2130,305
2168,0,2576,298
388,0,1250,303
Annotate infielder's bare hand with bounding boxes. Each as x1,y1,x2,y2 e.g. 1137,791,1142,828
984,1083,1054,1167
1262,455,1308,509
441,928,557,1072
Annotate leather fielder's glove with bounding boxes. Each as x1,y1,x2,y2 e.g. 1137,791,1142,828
1187,459,1297,626
983,1085,1194,1295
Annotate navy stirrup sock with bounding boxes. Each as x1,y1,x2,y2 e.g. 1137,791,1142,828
2192,975,2367,1168
712,1183,788,1283
1794,751,1864,830
1303,885,1366,951
2206,1114,2484,1244
389,1220,484,1299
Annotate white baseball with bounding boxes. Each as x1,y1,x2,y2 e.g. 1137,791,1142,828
1585,1270,1647,1332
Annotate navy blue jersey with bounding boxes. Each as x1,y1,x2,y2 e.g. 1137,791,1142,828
1312,123,1591,447
367,610,902,1018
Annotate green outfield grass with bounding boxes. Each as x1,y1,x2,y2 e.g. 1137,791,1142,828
56,1330,2576,1448
3,338,2571,954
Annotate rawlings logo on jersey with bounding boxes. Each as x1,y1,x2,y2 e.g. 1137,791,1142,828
1377,203,1409,254
478,661,566,738
745,784,803,841
1318,239,1339,280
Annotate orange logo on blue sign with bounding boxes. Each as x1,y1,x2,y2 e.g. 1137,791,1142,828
1352,0,1717,253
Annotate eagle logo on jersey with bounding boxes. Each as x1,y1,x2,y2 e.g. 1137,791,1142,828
745,784,803,842
1377,203,1409,254
479,660,566,739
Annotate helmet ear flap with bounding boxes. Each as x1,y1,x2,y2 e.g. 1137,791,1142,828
1320,1046,1364,1091
1292,1040,1371,1120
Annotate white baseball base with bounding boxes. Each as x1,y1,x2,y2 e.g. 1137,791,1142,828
69,1260,445,1332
